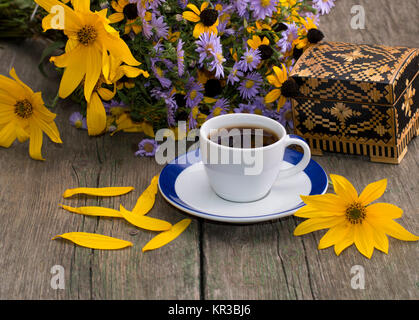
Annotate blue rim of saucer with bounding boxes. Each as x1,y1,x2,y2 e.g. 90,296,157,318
158,148,328,222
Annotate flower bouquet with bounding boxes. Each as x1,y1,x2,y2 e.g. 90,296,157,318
1,0,336,159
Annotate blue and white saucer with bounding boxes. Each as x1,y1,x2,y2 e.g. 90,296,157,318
158,148,328,223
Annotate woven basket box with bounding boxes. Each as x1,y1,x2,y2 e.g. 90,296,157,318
290,41,418,164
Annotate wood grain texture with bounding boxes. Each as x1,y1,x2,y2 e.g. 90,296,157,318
0,40,200,300
202,0,419,300
0,0,418,300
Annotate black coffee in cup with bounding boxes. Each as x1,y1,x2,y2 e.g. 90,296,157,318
208,126,280,149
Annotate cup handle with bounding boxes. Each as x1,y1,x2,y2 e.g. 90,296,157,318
276,134,311,179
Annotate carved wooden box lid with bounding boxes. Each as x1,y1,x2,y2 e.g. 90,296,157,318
290,42,418,106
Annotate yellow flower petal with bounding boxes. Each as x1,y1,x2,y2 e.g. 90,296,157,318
98,87,116,101
120,205,172,232
277,95,287,111
52,232,132,250
71,0,90,13
358,178,387,206
293,216,345,236
86,92,107,136
33,117,62,144
329,174,358,205
84,45,102,102
193,22,205,38
200,2,209,11
368,221,389,254
354,223,375,259
142,219,192,252
9,68,33,94
29,122,45,161
366,203,403,220
318,222,350,249
300,194,347,213
132,175,159,215
186,3,200,15
334,228,354,256
59,204,123,217
373,219,419,241
294,204,344,218
182,11,200,22
16,126,30,143
0,121,17,148
108,12,124,23
265,89,281,104
62,186,134,198
55,46,86,99
142,122,155,138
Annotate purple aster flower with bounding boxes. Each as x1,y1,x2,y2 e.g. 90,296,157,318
234,0,249,17
312,0,335,15
234,103,255,114
188,106,199,130
185,78,204,108
209,50,226,79
238,48,261,72
144,0,165,10
250,0,277,20
69,112,87,130
276,23,298,53
251,96,267,114
196,32,222,65
177,39,185,77
277,100,294,129
150,14,169,40
207,98,229,119
238,72,263,100
227,62,244,85
178,0,188,9
151,58,171,88
135,139,159,157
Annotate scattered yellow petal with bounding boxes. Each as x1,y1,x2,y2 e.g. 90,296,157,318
142,219,192,252
120,205,172,231
132,175,159,216
52,232,132,250
59,204,123,218
62,186,134,198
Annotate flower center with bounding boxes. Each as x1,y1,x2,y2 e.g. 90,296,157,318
74,120,83,129
143,142,154,153
200,8,218,27
258,44,273,60
261,0,271,7
345,202,366,224
190,90,197,100
246,55,254,63
14,99,33,119
245,80,255,89
77,25,98,46
123,3,138,20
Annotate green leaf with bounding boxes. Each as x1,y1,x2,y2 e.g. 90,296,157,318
38,40,65,77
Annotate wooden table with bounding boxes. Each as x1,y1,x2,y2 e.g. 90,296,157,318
0,0,418,299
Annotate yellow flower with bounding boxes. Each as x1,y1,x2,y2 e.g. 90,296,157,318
86,55,149,136
182,2,219,38
265,65,288,110
35,0,140,103
0,68,62,160
294,16,317,49
108,0,152,34
247,35,269,50
294,174,419,259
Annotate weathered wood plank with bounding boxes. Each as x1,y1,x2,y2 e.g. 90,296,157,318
0,39,200,299
202,0,419,300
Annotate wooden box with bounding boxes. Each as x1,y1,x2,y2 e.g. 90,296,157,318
290,41,418,164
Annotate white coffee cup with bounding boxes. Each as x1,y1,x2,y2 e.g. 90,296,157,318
199,113,311,202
